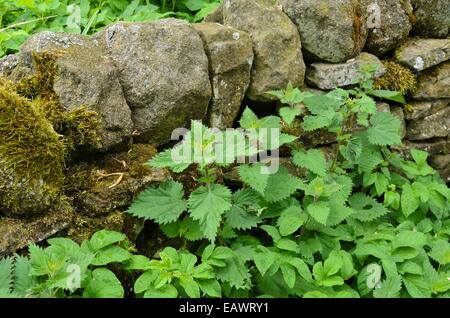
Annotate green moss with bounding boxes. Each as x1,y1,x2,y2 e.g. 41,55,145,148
0,51,101,216
15,51,102,150
374,61,417,95
0,79,66,185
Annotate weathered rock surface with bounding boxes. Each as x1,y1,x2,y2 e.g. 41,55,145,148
0,54,19,78
65,144,169,217
364,0,412,56
406,107,450,140
193,23,253,128
0,208,72,258
396,38,450,71
429,154,450,170
411,0,450,38
94,19,211,145
0,159,56,217
220,0,305,101
281,0,368,63
413,61,450,99
5,32,134,152
404,99,449,120
392,138,450,159
306,53,385,90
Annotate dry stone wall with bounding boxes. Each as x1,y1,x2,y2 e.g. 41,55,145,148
0,0,449,255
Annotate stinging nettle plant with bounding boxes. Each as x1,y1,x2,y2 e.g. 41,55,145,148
125,63,449,298
3,64,448,299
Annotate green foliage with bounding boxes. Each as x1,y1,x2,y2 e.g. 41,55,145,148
0,0,221,57
3,65,448,299
0,230,132,298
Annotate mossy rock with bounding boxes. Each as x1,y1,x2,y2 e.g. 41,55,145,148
65,144,169,217
0,52,102,217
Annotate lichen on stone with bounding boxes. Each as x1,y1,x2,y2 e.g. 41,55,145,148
373,60,417,95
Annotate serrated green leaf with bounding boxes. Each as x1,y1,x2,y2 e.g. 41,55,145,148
293,149,327,176
367,112,401,146
126,181,187,224
277,205,306,236
349,193,389,222
188,184,232,242
307,202,330,225
401,183,420,217
373,275,402,298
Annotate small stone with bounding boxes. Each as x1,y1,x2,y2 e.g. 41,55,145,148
364,0,412,56
406,107,450,140
221,0,306,101
429,154,450,170
413,61,450,99
193,23,254,129
410,0,450,38
94,19,211,146
396,38,450,72
404,99,449,120
306,53,385,90
281,0,368,63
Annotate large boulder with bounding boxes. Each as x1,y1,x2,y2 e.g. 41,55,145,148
94,19,211,145
306,53,385,90
219,0,305,102
4,32,134,152
410,0,450,38
364,0,412,56
281,0,368,63
406,107,450,140
413,61,450,99
193,23,254,129
396,38,450,72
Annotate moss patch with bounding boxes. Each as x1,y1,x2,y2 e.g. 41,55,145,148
0,51,101,217
374,61,417,95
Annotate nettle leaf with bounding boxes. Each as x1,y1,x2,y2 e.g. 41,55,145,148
144,285,178,298
401,183,420,217
126,181,187,224
91,246,132,266
340,136,363,162
354,94,377,114
148,148,191,173
292,149,327,176
367,112,401,146
0,257,13,295
239,163,270,195
369,89,405,104
279,107,301,126
215,256,251,290
348,193,389,222
226,189,262,230
373,275,402,298
239,107,280,129
277,205,306,236
326,201,355,227
83,268,124,298
89,230,126,251
160,217,204,241
358,264,382,296
307,201,330,225
428,239,450,265
253,246,275,276
264,168,303,202
302,113,334,131
188,184,232,242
